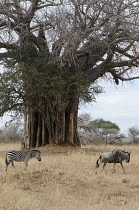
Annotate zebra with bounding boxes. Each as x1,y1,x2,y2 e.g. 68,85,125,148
96,150,131,173
5,150,41,171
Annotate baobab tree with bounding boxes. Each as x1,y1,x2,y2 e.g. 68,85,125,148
0,0,139,148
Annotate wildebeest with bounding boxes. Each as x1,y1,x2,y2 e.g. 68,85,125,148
96,150,131,173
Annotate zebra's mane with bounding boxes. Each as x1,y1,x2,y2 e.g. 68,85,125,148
30,150,41,153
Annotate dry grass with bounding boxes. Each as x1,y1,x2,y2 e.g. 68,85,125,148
0,143,139,209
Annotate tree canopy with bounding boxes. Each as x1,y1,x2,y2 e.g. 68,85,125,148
1,0,139,108
91,118,120,131
78,115,120,144
1,0,139,115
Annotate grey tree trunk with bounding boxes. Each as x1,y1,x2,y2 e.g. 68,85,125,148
23,96,80,148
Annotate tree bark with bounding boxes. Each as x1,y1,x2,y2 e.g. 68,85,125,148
24,96,80,147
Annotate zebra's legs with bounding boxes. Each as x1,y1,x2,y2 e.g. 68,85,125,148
5,162,10,171
6,160,15,171
23,159,28,167
11,160,15,169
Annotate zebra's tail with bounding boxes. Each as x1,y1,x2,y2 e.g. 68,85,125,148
5,155,9,171
96,155,101,168
5,155,8,165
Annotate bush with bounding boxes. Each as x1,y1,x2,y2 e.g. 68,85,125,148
0,123,23,143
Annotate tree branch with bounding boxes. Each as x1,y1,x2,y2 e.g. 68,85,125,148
37,2,63,10
0,10,17,22
0,41,17,50
0,52,14,58
26,0,40,21
110,70,139,82
12,0,23,15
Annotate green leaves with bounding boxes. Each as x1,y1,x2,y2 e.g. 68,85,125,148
0,67,24,116
0,44,103,116
91,118,120,130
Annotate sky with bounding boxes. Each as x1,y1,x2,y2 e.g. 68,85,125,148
79,80,139,136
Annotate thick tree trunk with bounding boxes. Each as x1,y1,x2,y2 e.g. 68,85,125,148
65,97,80,146
23,108,30,149
55,110,65,144
24,96,81,148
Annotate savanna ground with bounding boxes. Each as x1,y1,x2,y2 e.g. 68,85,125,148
0,143,139,210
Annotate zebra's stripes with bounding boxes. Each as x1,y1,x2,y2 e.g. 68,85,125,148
5,150,41,171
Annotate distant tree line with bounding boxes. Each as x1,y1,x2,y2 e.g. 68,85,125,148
0,121,23,143
78,113,139,145
0,116,139,145
128,126,139,144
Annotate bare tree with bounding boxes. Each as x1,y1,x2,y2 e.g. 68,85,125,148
0,122,23,143
0,0,139,147
128,126,139,144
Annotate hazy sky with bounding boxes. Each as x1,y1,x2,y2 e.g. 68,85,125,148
79,80,139,135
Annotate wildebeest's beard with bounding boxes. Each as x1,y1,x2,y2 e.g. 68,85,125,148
126,153,130,163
